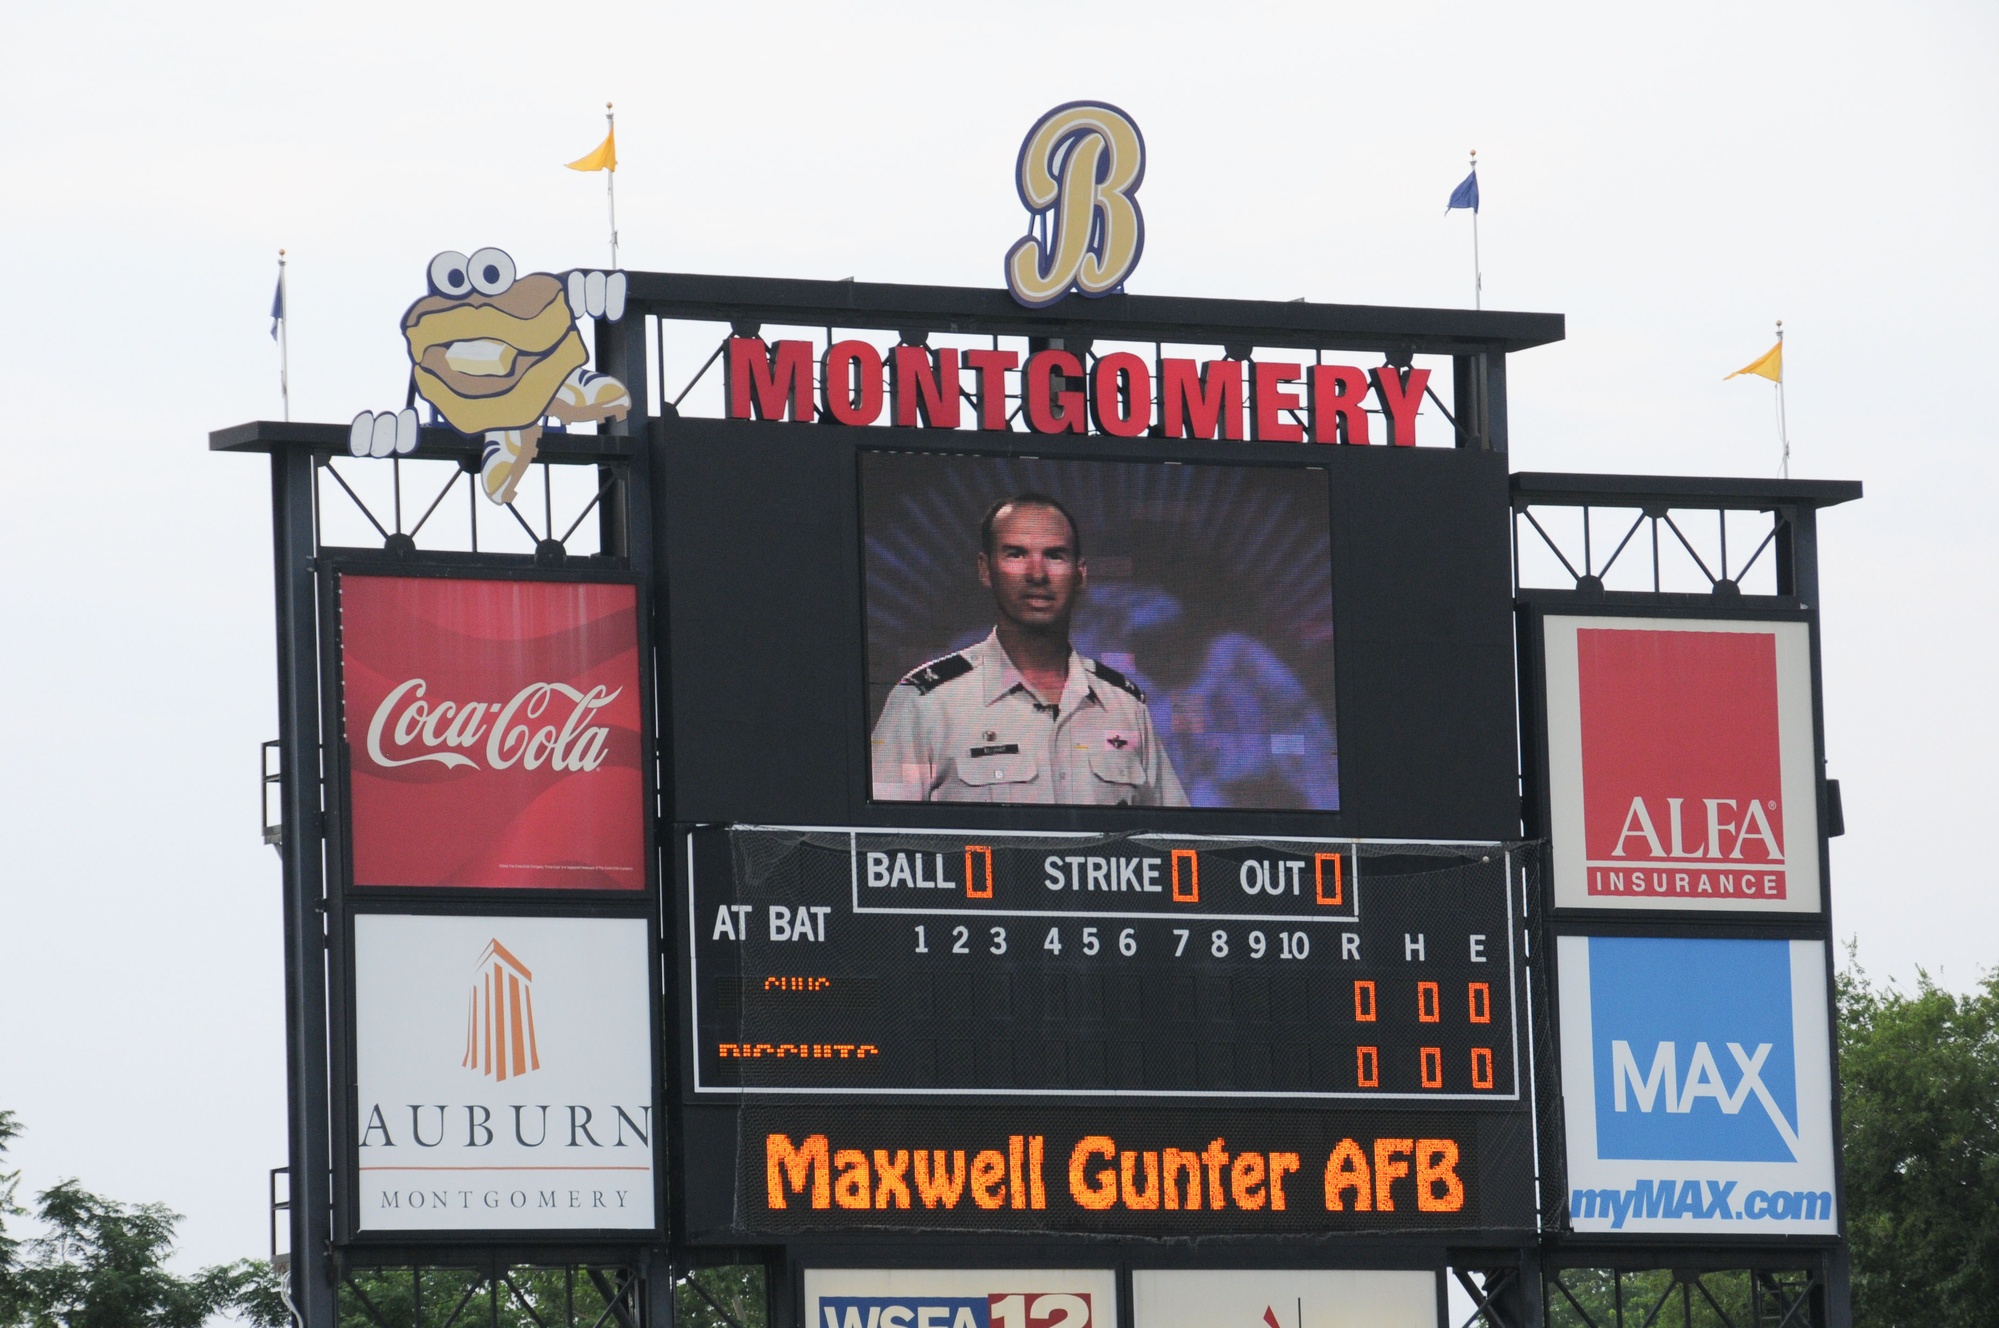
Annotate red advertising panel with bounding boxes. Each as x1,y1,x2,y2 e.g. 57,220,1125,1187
1543,615,1818,914
339,575,646,890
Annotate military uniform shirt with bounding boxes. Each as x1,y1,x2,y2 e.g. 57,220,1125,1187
870,629,1189,807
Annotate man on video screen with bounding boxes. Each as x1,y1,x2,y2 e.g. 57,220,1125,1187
871,493,1188,806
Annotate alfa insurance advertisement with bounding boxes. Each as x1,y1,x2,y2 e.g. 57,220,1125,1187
1541,615,1820,913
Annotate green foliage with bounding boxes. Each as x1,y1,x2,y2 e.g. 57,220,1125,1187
677,1266,766,1328
330,1263,765,1328
336,1265,642,1328
0,1113,283,1328
1838,962,1999,1328
1543,1268,1816,1327
0,1111,23,1325
10,1182,270,1328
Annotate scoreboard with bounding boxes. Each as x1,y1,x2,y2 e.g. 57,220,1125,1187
654,406,1539,1240
221,157,1858,1320
677,828,1534,1239
688,829,1520,1101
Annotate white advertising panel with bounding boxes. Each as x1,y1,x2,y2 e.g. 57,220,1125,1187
805,1269,1118,1328
1557,935,1837,1236
1543,615,1820,913
1133,1269,1436,1328
352,913,655,1232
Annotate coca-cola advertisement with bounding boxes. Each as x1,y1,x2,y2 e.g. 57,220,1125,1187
339,574,646,890
1542,614,1820,914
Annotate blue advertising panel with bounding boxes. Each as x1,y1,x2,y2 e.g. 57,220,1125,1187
1556,935,1836,1236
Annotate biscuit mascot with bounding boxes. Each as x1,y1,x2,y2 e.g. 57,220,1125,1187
349,248,630,504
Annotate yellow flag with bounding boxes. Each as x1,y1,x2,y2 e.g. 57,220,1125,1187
566,127,616,173
1726,341,1782,382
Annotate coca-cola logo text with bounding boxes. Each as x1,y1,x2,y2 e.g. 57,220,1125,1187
365,679,620,774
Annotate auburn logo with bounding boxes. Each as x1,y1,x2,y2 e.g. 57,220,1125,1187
1005,102,1146,307
463,939,541,1081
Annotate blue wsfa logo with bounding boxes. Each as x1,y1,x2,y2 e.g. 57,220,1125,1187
822,1296,1091,1328
822,1302,990,1328
1588,937,1801,1162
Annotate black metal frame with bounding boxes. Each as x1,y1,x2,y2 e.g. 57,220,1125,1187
333,1254,652,1328
216,271,1861,1328
221,308,666,1325
1505,476,1860,1328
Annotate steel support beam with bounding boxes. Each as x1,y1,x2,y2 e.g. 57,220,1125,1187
622,271,1563,358
271,447,336,1326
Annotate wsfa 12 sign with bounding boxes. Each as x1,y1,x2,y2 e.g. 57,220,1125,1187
806,1272,1116,1328
1557,936,1836,1235
819,1294,1087,1328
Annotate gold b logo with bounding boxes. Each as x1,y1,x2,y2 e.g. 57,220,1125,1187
1005,102,1147,308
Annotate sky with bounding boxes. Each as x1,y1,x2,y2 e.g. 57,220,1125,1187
0,0,1995,1294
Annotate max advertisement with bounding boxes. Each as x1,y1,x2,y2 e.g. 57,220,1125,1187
1557,936,1837,1236
351,913,655,1233
1541,615,1820,913
338,574,646,890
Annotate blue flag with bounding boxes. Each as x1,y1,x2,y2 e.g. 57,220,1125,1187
269,274,284,340
1446,169,1479,214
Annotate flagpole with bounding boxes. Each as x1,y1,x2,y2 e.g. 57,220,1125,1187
1775,319,1789,478
1469,149,1481,310
278,249,291,422
604,102,619,269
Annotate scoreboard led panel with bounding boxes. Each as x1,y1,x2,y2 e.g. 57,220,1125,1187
688,829,1520,1101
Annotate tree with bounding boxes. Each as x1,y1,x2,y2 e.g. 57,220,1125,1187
1838,961,1999,1328
677,1266,766,1328
0,1111,23,1324
0,1111,285,1328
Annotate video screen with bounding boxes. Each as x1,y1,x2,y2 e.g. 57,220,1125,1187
862,451,1338,811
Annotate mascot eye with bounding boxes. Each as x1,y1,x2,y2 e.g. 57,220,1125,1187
468,248,516,296
428,251,472,297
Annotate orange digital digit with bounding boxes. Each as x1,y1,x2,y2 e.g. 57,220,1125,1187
1353,979,1377,1022
1471,1047,1495,1089
1418,980,1440,1023
1468,981,1491,1024
1356,1045,1379,1088
964,844,994,899
1314,852,1344,906
1170,849,1199,903
1421,1046,1444,1089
